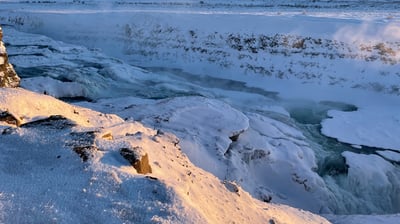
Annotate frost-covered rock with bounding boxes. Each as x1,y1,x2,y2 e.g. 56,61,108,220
0,26,20,88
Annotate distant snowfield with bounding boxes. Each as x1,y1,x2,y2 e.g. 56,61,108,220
1,1,400,223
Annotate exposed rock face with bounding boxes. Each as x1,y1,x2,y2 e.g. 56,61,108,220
0,26,20,88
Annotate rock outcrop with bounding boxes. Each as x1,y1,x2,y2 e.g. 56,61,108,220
0,26,20,87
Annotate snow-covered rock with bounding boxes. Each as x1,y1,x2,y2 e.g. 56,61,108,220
0,26,20,88
0,87,330,223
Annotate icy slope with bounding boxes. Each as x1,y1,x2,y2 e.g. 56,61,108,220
0,87,330,223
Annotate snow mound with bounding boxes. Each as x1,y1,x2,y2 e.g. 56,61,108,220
0,88,122,127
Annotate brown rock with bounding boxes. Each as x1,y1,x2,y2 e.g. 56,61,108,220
0,111,20,126
120,147,152,174
0,26,20,88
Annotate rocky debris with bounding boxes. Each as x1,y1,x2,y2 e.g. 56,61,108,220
0,26,20,88
101,131,113,140
0,110,20,126
120,147,152,174
16,116,98,161
292,173,311,191
242,149,269,164
229,133,241,142
223,180,240,196
154,130,180,148
67,131,99,162
73,145,98,162
20,115,76,129
1,126,16,135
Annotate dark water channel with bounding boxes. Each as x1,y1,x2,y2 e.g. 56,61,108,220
286,100,400,177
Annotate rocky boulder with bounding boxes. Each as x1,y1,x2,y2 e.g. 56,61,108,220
0,26,20,88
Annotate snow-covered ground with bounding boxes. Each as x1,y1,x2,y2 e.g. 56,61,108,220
1,1,400,223
1,88,331,223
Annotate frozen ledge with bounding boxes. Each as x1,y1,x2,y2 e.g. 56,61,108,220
321,106,400,152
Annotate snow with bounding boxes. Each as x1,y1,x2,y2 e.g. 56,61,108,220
1,0,400,223
103,96,250,179
0,88,122,127
0,87,330,224
2,2,399,97
21,76,88,98
226,112,335,213
1,26,154,100
0,39,6,65
326,214,400,224
321,106,400,152
79,95,338,214
0,42,5,55
376,150,400,163
329,151,400,214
